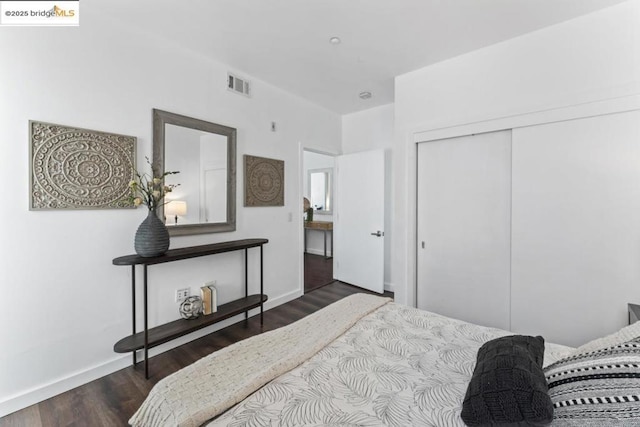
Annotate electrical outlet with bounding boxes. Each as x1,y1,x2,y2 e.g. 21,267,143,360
176,288,190,303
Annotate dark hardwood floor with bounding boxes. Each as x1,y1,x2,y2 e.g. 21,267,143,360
304,252,334,293
0,281,393,427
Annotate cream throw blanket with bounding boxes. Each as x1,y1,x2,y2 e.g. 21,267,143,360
129,293,392,427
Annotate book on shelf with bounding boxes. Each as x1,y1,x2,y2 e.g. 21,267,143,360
201,281,218,315
206,281,218,313
200,285,212,315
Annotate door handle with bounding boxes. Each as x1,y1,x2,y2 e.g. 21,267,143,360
370,230,384,237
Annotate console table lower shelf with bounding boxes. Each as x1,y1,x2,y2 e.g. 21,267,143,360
114,294,268,353
113,238,269,379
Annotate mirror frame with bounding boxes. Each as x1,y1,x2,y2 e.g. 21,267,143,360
307,167,333,215
153,108,236,236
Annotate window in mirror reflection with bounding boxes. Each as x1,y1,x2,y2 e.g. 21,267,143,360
164,123,228,225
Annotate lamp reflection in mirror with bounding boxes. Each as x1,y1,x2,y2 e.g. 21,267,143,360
165,200,187,225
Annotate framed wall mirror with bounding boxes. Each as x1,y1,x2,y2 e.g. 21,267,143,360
308,168,333,214
153,109,236,236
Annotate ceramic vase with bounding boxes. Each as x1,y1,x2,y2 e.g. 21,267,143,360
134,210,170,257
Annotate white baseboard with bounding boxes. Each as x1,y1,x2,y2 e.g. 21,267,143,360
0,289,304,418
304,248,333,257
0,355,130,418
384,282,396,294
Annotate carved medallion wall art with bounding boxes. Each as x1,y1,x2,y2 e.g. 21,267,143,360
30,121,136,210
244,155,284,207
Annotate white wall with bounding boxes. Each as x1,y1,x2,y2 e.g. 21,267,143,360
342,104,394,154
342,104,394,289
393,0,640,307
0,5,341,416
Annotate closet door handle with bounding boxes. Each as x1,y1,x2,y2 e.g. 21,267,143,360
371,231,384,237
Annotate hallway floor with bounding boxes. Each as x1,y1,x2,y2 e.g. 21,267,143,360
304,253,333,293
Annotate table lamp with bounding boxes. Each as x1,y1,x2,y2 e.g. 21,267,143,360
165,200,187,225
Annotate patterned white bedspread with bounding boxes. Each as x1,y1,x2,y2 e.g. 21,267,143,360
209,302,573,426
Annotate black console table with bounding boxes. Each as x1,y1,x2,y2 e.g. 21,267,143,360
112,238,268,378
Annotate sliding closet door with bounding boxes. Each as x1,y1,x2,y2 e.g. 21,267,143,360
511,110,640,347
417,130,512,330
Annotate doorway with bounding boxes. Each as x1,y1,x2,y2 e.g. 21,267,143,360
303,150,335,292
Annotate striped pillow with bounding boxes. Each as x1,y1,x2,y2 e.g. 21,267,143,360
572,321,640,355
543,338,640,425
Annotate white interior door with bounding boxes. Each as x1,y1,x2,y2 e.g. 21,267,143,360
334,149,385,293
417,130,512,330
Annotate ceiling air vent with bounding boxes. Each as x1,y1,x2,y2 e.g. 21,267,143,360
227,73,251,97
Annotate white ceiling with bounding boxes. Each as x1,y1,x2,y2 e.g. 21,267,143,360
105,0,628,115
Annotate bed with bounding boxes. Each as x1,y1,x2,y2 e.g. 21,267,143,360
130,294,640,427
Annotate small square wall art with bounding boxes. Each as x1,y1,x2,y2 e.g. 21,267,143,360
244,154,284,207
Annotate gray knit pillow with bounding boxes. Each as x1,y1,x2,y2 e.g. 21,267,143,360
461,335,553,426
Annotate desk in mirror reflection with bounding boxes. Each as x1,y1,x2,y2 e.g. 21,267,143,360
304,221,333,259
